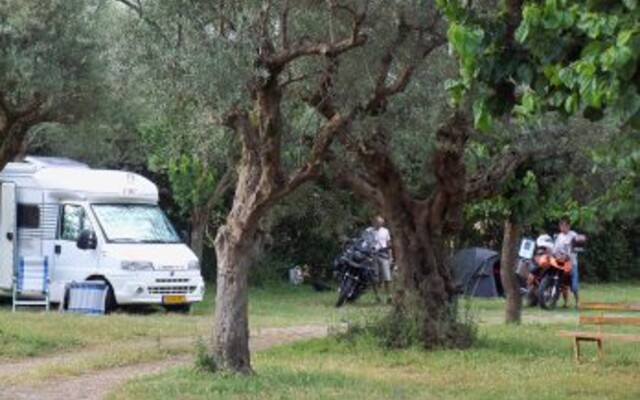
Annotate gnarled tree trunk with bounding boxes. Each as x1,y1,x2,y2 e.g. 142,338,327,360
385,204,464,347
210,75,278,373
212,218,263,373
190,211,207,263
210,54,353,372
500,218,522,324
343,114,471,348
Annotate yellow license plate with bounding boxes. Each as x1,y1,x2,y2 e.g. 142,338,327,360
163,295,187,304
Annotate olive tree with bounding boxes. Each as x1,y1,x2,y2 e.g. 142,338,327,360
0,0,105,169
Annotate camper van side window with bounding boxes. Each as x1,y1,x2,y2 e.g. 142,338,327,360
60,204,91,241
17,204,40,229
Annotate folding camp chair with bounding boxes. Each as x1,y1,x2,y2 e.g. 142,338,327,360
62,281,108,315
12,256,50,311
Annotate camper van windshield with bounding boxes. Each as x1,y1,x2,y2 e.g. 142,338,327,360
92,204,180,243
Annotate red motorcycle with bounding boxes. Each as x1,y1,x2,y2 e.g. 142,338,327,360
529,252,571,309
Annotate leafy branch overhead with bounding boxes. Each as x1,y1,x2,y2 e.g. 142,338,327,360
440,0,640,130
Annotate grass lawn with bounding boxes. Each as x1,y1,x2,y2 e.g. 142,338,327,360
0,283,371,360
109,282,640,400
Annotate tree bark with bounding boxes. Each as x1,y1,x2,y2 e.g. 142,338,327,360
190,211,207,263
210,136,267,373
500,218,522,324
386,204,464,347
0,94,47,170
343,114,472,348
212,222,262,374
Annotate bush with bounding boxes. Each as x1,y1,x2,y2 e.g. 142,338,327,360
248,254,291,287
338,298,477,350
581,221,637,282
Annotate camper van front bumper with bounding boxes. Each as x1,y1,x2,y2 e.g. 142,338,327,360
110,273,205,305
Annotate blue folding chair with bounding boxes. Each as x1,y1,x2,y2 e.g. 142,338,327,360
12,256,50,312
63,281,108,315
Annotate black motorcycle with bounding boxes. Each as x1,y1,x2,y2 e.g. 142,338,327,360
334,233,380,307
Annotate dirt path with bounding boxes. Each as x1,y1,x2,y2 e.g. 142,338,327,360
0,325,329,400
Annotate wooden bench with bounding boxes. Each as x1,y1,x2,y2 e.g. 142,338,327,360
557,302,640,361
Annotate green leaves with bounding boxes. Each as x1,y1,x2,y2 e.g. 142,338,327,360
167,155,218,217
440,0,640,126
473,100,493,133
514,90,541,118
446,22,485,89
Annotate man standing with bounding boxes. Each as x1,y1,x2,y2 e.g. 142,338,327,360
554,216,586,308
370,216,392,303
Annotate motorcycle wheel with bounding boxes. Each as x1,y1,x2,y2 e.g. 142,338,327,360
336,276,356,308
537,274,560,310
347,287,363,303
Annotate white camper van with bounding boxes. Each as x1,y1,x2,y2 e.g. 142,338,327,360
0,157,205,312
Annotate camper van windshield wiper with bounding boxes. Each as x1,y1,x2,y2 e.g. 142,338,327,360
110,238,180,244
110,238,144,243
138,239,180,244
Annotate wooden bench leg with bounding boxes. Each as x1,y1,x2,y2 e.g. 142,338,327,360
573,337,581,362
597,338,603,359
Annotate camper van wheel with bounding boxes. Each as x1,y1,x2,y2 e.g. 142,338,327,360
88,278,117,314
103,284,116,314
163,304,191,314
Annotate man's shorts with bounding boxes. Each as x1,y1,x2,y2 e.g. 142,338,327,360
377,257,392,282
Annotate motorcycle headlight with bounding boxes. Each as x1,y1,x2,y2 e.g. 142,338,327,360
121,261,154,271
188,260,200,270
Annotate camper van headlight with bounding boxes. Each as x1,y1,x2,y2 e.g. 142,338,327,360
121,261,154,271
188,260,200,270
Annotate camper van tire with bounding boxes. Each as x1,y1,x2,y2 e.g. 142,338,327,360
103,284,116,314
86,277,116,314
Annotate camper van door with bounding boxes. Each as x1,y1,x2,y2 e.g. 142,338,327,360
53,204,100,295
0,182,17,290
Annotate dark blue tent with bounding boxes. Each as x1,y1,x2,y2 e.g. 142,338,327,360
450,247,502,297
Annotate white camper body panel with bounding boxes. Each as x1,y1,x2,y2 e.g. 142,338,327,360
0,183,16,290
0,157,205,306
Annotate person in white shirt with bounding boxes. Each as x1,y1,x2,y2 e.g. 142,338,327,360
554,217,586,308
369,216,392,302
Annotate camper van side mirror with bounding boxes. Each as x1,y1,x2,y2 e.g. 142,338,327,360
77,229,97,250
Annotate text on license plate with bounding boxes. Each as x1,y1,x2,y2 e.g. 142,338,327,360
163,295,187,304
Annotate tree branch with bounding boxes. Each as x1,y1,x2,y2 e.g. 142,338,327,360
465,150,526,201
259,0,273,40
258,7,366,72
303,56,339,119
261,33,367,71
223,107,259,154
0,90,12,122
362,12,445,116
280,0,289,50
115,0,171,46
465,127,572,201
270,111,353,203
338,168,384,209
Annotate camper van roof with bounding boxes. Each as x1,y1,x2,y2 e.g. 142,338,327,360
33,168,158,202
24,156,90,169
0,157,158,202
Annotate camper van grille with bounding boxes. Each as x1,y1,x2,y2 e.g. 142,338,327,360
148,286,196,295
155,278,189,284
